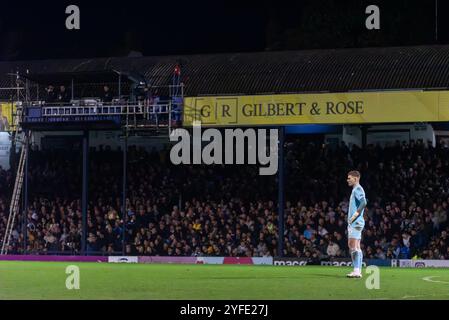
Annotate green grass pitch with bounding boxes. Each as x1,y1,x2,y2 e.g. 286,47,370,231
1,261,449,300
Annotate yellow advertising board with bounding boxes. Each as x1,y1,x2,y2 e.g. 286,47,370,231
0,102,15,132
183,90,449,126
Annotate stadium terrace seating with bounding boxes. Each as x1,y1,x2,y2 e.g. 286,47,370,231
0,139,448,260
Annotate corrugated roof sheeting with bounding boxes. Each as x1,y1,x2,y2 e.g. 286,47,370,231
1,45,449,99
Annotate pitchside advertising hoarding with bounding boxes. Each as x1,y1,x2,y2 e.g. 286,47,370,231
107,256,274,265
108,256,139,263
392,259,449,268
183,90,449,126
5,255,449,267
273,257,392,267
106,257,391,267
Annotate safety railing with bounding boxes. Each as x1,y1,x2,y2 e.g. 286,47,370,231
20,100,183,133
40,103,171,117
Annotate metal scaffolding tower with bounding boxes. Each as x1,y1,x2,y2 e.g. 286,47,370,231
0,67,184,255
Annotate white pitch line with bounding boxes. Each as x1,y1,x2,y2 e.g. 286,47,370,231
398,276,449,299
422,276,449,285
401,293,449,299
402,295,422,299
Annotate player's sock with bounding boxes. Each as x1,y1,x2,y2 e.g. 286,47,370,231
353,250,360,271
350,249,356,268
357,249,363,273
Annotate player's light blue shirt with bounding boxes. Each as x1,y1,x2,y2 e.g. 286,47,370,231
348,184,366,227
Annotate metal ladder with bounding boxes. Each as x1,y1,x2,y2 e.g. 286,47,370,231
0,131,29,255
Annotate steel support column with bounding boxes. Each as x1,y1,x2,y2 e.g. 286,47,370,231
277,126,285,258
81,131,89,255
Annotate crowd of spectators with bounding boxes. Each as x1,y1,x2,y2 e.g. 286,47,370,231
43,84,115,104
43,84,154,105
44,85,71,104
1,137,449,261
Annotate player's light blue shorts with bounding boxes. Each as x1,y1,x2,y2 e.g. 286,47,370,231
347,224,364,240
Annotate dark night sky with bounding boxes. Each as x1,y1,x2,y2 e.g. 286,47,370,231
1,0,448,60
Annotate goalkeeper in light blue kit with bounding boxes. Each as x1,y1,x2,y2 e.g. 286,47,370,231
346,170,367,278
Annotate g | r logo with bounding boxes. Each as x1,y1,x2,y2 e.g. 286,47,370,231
65,265,80,290
365,265,380,290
